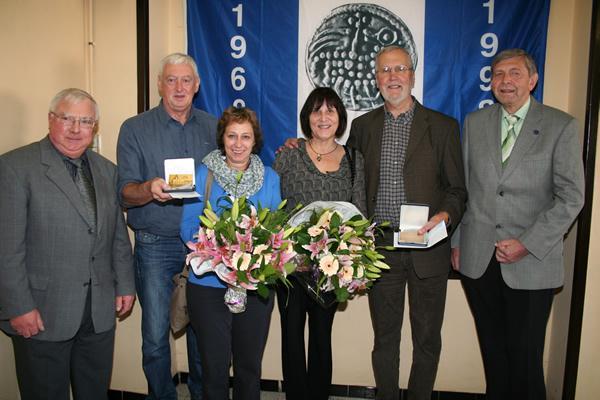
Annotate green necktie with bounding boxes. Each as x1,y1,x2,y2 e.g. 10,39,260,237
70,159,97,229
501,114,519,166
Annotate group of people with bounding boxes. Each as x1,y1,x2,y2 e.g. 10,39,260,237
0,45,584,400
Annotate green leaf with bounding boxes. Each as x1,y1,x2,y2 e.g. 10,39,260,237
258,207,269,223
364,250,379,261
231,198,239,220
341,231,354,241
330,212,341,229
257,283,269,298
277,199,288,210
335,287,349,302
235,171,244,183
199,216,214,229
262,263,276,277
379,245,396,251
236,270,249,284
283,262,296,275
204,207,219,222
373,260,390,270
366,265,382,273
283,226,297,239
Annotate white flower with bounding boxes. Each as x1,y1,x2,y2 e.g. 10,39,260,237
256,252,273,266
339,265,354,283
356,266,364,278
205,228,215,240
316,210,332,228
231,251,252,271
253,244,269,255
338,240,348,251
338,225,354,235
319,254,339,277
263,253,273,264
349,244,363,252
308,225,323,237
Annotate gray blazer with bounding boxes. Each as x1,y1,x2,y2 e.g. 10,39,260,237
453,98,585,289
0,137,135,341
348,101,467,278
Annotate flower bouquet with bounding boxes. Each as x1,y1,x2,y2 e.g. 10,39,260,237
288,201,390,304
185,196,298,313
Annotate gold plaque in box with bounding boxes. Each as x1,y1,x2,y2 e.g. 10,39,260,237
168,174,193,188
398,230,425,244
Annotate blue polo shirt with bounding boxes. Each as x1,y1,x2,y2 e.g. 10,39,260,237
117,101,217,236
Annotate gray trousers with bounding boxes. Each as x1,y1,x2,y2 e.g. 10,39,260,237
369,250,448,400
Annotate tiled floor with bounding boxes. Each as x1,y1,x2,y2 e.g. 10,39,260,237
172,384,485,400
109,384,482,400
175,384,364,400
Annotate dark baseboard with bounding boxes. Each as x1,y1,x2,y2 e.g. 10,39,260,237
108,372,484,399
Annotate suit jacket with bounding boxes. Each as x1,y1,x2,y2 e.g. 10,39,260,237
453,98,585,289
348,101,467,278
0,137,135,341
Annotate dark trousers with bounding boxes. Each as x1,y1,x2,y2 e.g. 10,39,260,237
11,289,115,400
462,256,553,400
369,250,447,400
187,283,274,400
134,231,202,400
276,278,337,400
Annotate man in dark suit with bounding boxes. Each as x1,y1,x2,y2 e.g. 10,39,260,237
0,88,135,400
347,46,466,400
451,49,584,399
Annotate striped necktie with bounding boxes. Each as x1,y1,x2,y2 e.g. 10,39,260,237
501,114,519,166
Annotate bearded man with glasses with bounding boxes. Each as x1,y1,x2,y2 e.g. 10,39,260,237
347,45,467,400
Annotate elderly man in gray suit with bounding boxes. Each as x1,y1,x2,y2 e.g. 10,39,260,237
451,49,585,400
0,88,135,400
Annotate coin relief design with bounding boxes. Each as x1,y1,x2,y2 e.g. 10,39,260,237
306,3,418,111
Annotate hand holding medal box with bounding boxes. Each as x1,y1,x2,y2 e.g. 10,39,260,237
164,158,199,199
394,203,447,249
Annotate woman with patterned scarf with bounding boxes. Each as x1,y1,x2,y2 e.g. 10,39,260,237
180,106,281,400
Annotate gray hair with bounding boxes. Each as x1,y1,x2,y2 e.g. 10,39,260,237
49,88,99,119
492,48,538,76
159,52,200,80
375,45,414,70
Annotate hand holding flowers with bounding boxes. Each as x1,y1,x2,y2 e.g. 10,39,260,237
289,201,390,303
185,196,298,311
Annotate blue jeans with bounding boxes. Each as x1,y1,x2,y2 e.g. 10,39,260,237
134,231,203,400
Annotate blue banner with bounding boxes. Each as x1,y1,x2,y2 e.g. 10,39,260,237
424,0,550,124
187,0,298,165
187,0,550,163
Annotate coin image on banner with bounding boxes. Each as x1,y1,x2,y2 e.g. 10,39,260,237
306,3,418,111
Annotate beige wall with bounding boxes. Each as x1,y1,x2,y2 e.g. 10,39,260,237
0,1,87,398
576,105,600,399
575,0,600,396
0,0,595,398
543,0,593,397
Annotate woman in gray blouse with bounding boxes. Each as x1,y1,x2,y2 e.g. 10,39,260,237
273,87,366,400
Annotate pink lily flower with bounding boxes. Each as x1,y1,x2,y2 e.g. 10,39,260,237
301,231,329,259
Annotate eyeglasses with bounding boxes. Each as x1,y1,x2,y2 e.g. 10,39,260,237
377,65,413,74
50,112,96,130
163,76,195,88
